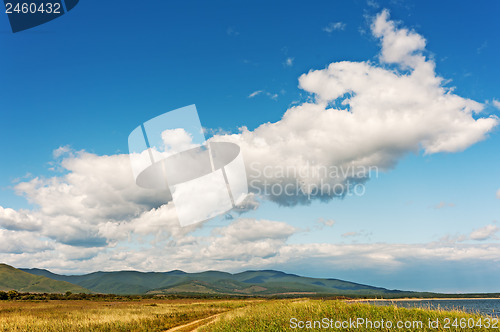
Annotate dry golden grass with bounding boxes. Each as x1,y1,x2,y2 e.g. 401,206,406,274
1,298,497,331
0,299,249,332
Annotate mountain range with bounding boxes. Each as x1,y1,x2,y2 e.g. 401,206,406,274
0,263,406,296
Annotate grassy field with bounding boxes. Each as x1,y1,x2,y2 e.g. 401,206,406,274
200,299,498,331
0,299,251,331
0,298,497,331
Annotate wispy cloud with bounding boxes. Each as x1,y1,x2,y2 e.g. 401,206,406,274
52,145,72,158
433,201,455,209
268,93,278,100
226,27,239,36
477,41,487,54
323,22,346,33
492,100,500,110
317,218,335,227
367,0,379,8
242,59,259,67
440,223,499,243
248,90,278,100
283,57,294,67
470,224,499,241
248,90,263,98
341,230,372,239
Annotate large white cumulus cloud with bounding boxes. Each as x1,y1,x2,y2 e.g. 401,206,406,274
214,10,497,205
3,151,193,247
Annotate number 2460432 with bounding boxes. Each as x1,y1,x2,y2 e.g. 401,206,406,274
5,2,61,14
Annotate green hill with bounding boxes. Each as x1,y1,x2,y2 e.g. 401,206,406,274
20,266,403,296
0,264,90,293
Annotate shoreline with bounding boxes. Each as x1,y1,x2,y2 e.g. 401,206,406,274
349,297,500,302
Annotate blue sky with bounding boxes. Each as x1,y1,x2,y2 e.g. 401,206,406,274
1,0,499,292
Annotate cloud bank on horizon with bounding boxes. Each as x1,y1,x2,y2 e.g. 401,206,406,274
0,10,499,290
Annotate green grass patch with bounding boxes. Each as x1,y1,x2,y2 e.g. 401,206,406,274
200,299,498,331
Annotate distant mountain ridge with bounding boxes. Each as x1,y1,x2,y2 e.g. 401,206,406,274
19,266,404,296
0,264,90,293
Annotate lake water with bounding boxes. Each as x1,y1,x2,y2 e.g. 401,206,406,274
366,299,500,317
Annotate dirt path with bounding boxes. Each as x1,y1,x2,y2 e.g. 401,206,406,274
165,299,262,332
165,312,225,332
